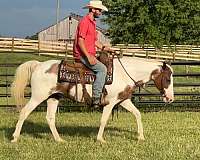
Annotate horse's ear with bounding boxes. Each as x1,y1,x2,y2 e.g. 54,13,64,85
162,62,167,70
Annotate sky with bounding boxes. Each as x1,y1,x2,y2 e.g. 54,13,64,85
0,0,95,38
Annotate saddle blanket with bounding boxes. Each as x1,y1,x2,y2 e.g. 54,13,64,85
58,54,113,85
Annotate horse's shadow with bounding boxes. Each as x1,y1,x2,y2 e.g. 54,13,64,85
1,120,138,141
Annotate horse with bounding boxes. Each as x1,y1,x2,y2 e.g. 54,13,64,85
10,56,174,143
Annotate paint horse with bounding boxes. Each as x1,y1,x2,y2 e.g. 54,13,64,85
11,56,174,143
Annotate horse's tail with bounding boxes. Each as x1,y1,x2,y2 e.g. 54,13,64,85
11,60,40,108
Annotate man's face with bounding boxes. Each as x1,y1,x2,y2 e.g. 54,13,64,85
92,8,102,18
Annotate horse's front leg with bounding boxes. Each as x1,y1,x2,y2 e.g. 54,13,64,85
97,100,117,143
120,99,145,141
46,98,64,142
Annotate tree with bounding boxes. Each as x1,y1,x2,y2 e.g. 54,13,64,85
25,33,38,40
172,0,200,45
102,0,200,47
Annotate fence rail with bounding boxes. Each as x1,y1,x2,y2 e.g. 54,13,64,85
1,37,200,61
0,61,200,110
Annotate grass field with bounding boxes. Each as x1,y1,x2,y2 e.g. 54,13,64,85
0,108,200,160
0,52,200,159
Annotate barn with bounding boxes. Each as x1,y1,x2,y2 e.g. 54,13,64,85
38,13,111,44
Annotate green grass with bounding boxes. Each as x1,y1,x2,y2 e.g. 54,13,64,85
0,52,59,63
0,108,200,160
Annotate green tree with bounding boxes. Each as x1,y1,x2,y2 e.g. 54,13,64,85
25,33,38,40
102,0,200,47
172,0,200,45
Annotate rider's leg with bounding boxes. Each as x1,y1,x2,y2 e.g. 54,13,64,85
80,56,107,106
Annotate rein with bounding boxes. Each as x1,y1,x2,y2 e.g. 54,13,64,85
116,55,154,94
116,55,137,84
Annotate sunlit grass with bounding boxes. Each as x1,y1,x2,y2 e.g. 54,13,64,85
0,109,200,160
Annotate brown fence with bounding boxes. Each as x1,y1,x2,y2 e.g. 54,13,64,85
0,61,200,111
1,37,200,61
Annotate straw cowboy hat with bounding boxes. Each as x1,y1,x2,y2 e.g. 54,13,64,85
83,0,108,11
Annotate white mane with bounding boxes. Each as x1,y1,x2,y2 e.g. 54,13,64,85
113,56,163,84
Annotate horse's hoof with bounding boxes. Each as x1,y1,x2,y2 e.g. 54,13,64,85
11,138,18,143
56,138,65,143
137,136,145,142
97,138,106,144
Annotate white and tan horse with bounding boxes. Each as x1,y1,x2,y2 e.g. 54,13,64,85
11,56,174,143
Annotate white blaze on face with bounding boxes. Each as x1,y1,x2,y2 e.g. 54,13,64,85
163,74,174,103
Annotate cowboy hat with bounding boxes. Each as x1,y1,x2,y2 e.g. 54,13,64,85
83,0,108,12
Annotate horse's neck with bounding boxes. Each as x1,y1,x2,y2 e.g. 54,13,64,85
114,57,161,84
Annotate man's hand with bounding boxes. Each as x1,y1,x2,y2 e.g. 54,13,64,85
103,46,117,55
103,46,113,52
87,55,97,65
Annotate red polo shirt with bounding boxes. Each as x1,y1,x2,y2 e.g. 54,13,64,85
73,14,97,59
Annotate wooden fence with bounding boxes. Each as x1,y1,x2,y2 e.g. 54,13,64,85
0,61,200,111
1,37,200,61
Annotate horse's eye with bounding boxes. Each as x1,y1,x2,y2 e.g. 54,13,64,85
160,90,165,94
167,79,171,83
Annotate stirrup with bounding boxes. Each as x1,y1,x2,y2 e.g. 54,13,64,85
91,99,109,108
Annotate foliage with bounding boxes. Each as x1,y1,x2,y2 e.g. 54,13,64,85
25,33,38,40
102,0,200,48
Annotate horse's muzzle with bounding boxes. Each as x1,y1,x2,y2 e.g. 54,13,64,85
162,93,174,104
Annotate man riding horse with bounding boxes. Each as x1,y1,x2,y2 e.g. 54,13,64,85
73,0,114,108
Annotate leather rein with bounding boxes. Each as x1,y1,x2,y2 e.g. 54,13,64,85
116,55,159,94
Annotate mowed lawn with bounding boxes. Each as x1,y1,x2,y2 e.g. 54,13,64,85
0,108,200,160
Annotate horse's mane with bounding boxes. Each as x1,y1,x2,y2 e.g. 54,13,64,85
119,56,162,65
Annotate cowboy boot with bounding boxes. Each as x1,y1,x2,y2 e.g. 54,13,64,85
91,97,109,108
91,97,101,108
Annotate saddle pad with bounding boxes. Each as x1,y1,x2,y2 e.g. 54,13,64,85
58,55,113,85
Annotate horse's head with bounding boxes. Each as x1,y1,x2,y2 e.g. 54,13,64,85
151,62,174,103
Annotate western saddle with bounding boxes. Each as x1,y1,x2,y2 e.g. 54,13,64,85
57,53,114,105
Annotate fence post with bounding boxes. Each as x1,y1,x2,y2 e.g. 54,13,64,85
173,44,176,61
146,50,148,58
119,49,123,58
65,43,68,60
173,52,175,61
38,39,41,55
11,38,14,53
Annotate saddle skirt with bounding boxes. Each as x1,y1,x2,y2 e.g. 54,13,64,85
58,53,113,85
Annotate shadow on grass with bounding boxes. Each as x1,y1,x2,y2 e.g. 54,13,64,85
1,120,137,141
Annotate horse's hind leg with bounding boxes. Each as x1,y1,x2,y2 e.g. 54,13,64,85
11,98,42,142
120,99,144,141
46,98,64,142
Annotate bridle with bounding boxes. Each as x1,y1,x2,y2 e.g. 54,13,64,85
116,55,153,94
153,71,167,96
151,64,172,97
116,55,170,96
116,55,137,85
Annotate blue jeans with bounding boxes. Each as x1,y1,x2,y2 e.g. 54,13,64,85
80,56,107,104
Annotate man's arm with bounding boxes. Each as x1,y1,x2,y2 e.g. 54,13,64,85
78,37,97,65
